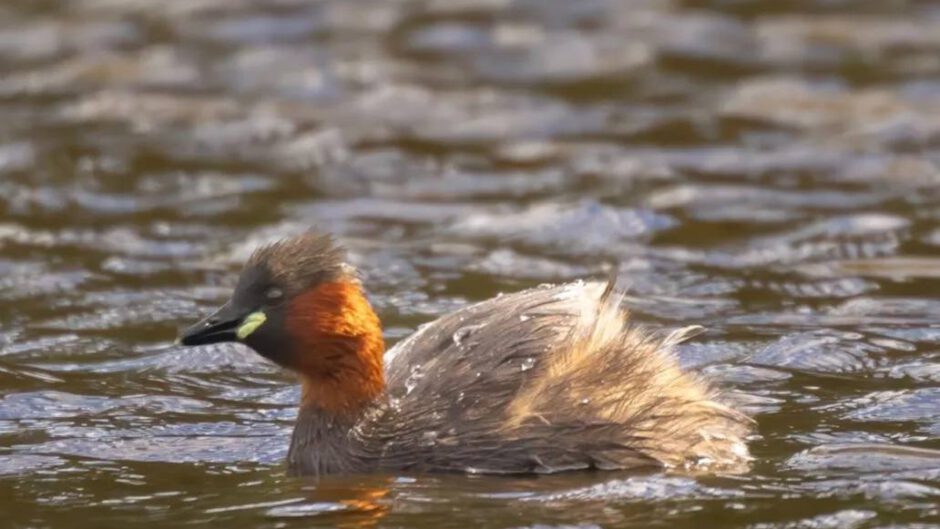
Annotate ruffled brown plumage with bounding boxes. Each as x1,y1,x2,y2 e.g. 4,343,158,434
179,231,753,477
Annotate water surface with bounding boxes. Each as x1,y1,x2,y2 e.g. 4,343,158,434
2,0,940,527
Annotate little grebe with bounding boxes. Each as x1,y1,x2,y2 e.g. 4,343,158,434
179,232,752,476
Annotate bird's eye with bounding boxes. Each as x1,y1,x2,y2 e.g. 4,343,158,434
265,287,283,302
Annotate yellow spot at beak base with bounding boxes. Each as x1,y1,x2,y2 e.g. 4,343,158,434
237,311,267,340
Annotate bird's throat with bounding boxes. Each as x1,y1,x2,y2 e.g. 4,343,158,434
286,280,386,415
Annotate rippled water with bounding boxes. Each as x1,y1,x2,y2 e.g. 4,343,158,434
2,0,940,527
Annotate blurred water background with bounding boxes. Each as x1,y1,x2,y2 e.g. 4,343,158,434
2,0,940,527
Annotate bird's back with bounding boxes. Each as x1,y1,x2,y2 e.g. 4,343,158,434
360,280,752,474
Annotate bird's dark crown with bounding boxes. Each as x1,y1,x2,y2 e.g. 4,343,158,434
239,231,351,300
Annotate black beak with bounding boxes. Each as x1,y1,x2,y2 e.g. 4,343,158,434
177,302,246,346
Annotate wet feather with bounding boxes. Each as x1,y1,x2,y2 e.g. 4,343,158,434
290,279,752,475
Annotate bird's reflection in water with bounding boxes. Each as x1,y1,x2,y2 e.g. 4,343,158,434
266,475,392,528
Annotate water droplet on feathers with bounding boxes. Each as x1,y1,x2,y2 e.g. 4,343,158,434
452,324,484,347
420,430,438,447
405,364,424,394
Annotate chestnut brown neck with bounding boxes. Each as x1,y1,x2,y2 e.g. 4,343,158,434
285,280,386,416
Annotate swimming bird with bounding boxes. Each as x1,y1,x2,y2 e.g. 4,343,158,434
178,231,752,476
